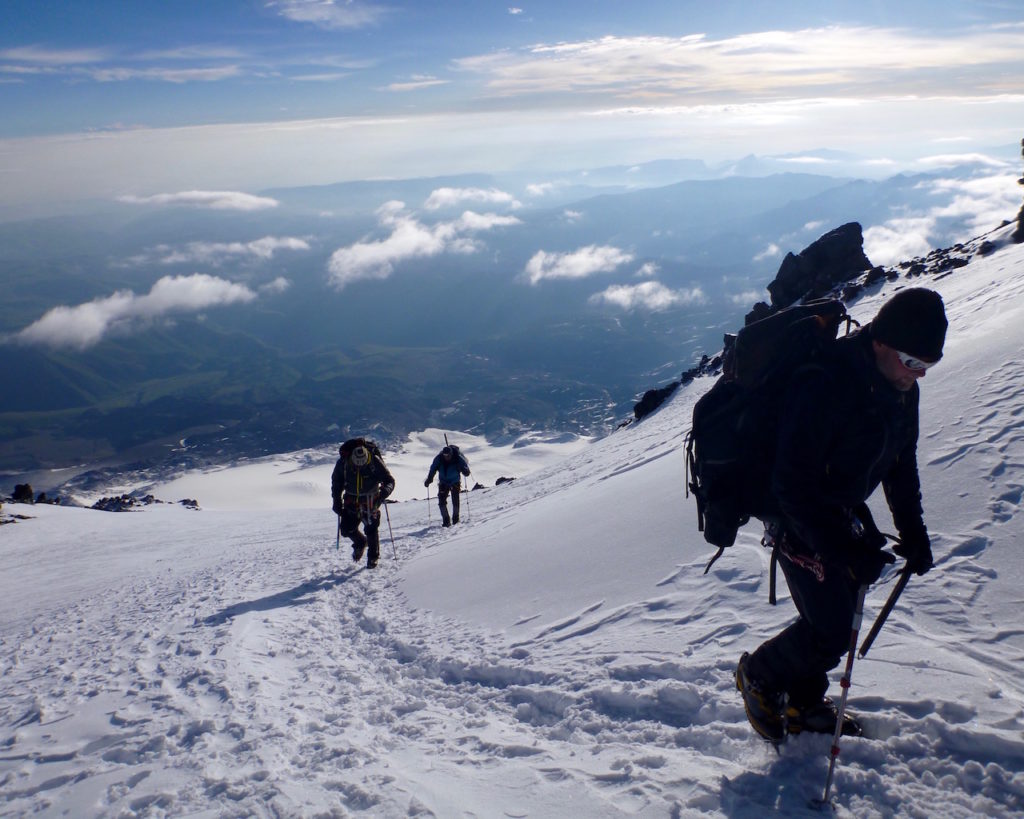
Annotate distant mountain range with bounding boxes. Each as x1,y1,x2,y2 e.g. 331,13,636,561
1,152,1018,485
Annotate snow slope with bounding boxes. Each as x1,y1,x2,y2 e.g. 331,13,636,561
80,427,593,510
2,233,1024,817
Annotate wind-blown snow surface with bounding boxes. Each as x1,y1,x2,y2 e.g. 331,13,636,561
3,236,1024,817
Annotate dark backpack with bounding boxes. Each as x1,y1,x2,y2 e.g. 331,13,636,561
685,299,854,583
446,443,469,470
340,437,384,464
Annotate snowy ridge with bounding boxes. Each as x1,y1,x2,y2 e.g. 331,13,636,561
2,234,1024,816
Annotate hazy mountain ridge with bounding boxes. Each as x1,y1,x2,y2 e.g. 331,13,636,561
2,155,1018,484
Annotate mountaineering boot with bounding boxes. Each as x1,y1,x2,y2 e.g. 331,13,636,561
441,514,451,528
452,514,459,525
351,532,367,563
786,698,863,737
736,652,787,742
367,535,380,569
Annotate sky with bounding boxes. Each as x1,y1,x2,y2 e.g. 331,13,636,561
2,0,1023,211
2,228,1023,816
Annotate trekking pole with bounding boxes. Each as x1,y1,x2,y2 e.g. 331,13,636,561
383,501,397,561
462,477,470,522
859,565,912,659
336,515,341,550
816,584,868,808
427,484,431,520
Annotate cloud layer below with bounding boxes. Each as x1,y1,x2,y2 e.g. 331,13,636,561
13,273,261,349
524,245,634,285
864,172,1020,265
118,191,279,211
151,236,310,265
589,281,706,311
327,199,520,289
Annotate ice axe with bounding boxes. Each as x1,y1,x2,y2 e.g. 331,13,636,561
858,565,912,659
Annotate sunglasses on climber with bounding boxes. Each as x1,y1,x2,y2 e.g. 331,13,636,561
894,349,938,373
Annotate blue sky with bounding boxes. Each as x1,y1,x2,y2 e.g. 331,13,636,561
2,0,1022,210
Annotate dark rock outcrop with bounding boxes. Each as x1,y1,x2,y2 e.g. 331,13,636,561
767,222,874,308
633,354,723,423
92,493,163,512
633,383,680,421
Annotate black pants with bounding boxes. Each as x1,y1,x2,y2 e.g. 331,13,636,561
338,496,380,561
748,545,858,706
437,483,460,524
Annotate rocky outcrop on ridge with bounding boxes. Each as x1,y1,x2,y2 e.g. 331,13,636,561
632,220,1017,423
766,222,877,308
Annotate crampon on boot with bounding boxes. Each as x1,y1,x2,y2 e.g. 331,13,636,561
736,652,787,743
351,532,367,563
786,698,863,737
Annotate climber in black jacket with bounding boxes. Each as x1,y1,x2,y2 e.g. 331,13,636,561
737,288,947,742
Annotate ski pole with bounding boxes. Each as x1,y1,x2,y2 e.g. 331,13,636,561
383,501,397,560
859,566,911,658
818,583,868,807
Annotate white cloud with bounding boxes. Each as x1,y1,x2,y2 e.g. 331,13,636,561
753,243,781,262
864,217,937,266
864,172,1020,265
589,281,706,311
424,187,520,210
260,277,292,294
135,46,246,62
524,245,634,285
917,153,1009,169
636,262,659,278
0,46,108,65
731,290,767,306
13,274,260,350
327,201,521,289
155,236,310,265
88,66,242,83
563,210,583,223
271,0,387,29
292,72,350,82
387,75,449,92
777,156,833,165
118,190,279,211
526,182,556,196
454,26,1024,100
508,7,523,14
451,211,521,232
927,174,1021,234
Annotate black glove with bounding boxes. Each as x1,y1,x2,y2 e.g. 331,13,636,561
462,470,470,477
846,548,896,586
332,498,343,516
424,478,431,488
893,532,934,576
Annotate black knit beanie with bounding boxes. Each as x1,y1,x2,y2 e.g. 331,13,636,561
870,288,947,361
